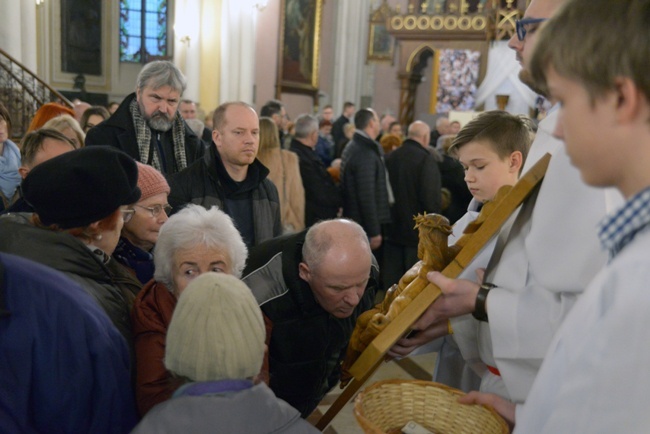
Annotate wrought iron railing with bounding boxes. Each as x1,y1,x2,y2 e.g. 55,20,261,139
0,48,73,140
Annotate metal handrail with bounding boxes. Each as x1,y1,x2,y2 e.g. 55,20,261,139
0,47,73,140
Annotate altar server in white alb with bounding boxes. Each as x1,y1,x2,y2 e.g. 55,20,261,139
389,0,622,408
460,0,650,430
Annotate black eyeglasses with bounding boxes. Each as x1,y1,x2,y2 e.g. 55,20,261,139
515,17,547,41
133,204,172,218
121,209,135,223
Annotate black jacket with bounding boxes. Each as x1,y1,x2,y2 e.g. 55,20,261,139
289,139,341,227
85,93,204,175
385,139,442,247
242,231,378,417
340,132,392,237
331,115,349,147
168,145,282,248
439,153,473,225
0,219,133,347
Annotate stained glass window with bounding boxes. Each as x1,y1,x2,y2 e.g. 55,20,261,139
119,0,169,63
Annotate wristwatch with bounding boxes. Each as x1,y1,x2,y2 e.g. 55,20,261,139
472,282,496,322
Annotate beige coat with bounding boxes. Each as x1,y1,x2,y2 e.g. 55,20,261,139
258,149,305,233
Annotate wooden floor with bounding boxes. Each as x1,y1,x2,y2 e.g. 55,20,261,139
307,352,437,433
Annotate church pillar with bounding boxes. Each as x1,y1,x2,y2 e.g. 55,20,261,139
219,0,258,104
174,0,202,102
331,0,371,113
20,0,37,71
0,1,23,61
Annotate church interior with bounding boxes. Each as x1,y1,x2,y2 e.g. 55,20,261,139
0,1,539,433
0,0,534,140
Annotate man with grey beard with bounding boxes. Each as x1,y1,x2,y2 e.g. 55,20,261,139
86,61,204,175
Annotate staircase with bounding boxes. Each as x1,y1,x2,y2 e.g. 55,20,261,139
0,48,72,141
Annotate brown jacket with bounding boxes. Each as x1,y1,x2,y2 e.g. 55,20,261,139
257,149,305,233
131,279,271,417
131,280,182,417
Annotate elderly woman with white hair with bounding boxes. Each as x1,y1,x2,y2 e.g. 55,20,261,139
131,204,248,416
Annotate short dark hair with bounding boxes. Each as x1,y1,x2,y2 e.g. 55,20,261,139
20,129,76,167
343,101,355,111
260,100,283,118
449,110,531,168
530,0,650,104
79,106,110,131
354,109,376,130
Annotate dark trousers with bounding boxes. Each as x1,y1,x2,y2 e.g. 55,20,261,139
382,241,419,292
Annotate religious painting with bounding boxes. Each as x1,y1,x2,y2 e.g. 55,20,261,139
367,0,395,63
367,22,394,62
434,49,480,113
61,0,102,75
277,0,323,94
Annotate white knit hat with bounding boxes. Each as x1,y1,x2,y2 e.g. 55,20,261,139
164,272,265,382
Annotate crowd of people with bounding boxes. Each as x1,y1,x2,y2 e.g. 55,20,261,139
436,49,480,113
2,0,650,431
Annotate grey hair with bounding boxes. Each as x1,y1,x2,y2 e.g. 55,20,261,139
136,60,187,94
42,114,86,148
294,114,319,139
435,115,449,128
302,218,370,271
154,205,248,290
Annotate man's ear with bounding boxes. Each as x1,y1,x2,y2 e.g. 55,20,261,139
18,166,30,180
85,221,103,239
298,262,311,283
212,129,221,148
615,76,644,124
509,151,523,173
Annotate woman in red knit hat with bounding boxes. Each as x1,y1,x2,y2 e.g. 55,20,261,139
113,161,171,286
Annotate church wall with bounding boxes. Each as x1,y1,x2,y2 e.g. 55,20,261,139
254,0,337,119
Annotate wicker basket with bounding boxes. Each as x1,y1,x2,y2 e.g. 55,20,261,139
354,380,509,434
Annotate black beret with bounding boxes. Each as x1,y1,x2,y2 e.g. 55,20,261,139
23,146,141,229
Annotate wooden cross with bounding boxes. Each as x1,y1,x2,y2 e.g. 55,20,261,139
315,152,552,431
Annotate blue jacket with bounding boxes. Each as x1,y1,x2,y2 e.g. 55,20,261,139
0,253,138,433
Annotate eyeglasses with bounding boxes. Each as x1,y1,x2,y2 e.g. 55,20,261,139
121,209,135,223
133,204,172,218
515,17,547,41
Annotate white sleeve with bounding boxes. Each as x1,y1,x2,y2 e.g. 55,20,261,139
486,137,622,402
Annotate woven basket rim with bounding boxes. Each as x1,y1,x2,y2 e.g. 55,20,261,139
353,379,509,434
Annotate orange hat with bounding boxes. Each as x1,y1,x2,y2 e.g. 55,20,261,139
28,103,76,132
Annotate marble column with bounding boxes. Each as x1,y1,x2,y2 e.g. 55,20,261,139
0,0,23,61
219,0,258,104
20,0,38,72
331,0,371,113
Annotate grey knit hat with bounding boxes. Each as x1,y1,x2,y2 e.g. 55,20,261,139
164,272,265,382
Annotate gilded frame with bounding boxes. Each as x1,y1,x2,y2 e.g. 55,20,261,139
367,22,395,63
367,0,395,63
276,0,323,96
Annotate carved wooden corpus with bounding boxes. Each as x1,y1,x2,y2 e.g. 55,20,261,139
339,213,455,387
